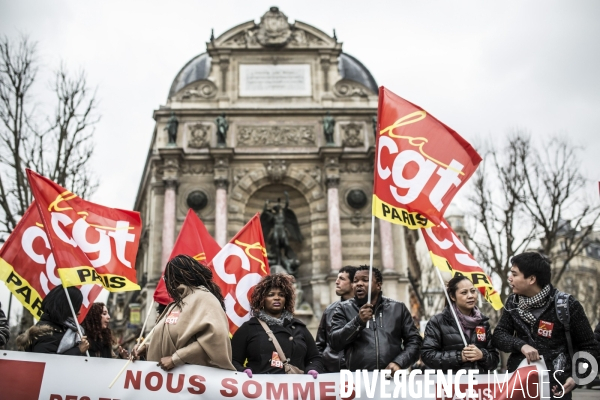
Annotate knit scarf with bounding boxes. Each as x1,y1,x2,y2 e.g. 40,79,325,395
452,304,483,338
256,310,293,326
517,284,551,327
57,318,83,354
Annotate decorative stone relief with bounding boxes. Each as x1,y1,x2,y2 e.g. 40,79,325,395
180,162,213,175
304,166,322,184
333,79,371,98
265,160,287,182
232,168,250,185
256,7,292,47
186,123,211,149
237,126,316,147
218,8,333,49
339,162,373,174
178,80,217,100
341,123,364,147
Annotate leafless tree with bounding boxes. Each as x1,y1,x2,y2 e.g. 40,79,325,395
466,131,600,320
0,35,99,334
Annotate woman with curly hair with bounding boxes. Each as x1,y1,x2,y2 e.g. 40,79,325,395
133,254,235,371
231,273,322,377
81,303,128,359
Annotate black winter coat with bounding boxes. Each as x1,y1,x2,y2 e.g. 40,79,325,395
421,307,499,372
330,296,422,371
492,287,599,386
594,322,600,344
231,317,323,374
315,299,345,372
27,315,84,355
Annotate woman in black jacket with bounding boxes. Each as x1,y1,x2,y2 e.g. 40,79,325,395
421,276,499,372
17,285,89,356
231,273,323,377
81,302,128,359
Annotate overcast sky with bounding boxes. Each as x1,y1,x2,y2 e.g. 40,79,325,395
1,0,599,323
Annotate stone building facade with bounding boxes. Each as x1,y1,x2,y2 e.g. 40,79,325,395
109,8,426,340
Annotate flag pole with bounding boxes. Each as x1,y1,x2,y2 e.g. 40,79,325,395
62,285,91,357
134,302,154,351
366,214,375,329
109,325,156,388
434,268,467,346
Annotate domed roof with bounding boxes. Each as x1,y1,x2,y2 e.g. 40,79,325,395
338,53,378,94
168,51,378,98
168,53,211,98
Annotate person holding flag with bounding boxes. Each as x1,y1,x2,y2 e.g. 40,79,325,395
133,255,235,371
16,285,89,356
421,275,499,372
329,265,422,373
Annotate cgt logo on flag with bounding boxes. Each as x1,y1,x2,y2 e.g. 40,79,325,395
26,169,142,292
373,87,481,229
538,320,554,338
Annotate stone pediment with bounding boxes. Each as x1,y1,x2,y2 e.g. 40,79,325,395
211,7,336,50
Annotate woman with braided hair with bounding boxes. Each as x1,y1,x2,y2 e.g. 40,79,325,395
231,273,323,377
133,254,235,371
81,302,128,359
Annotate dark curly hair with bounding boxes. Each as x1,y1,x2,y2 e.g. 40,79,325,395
81,302,114,346
165,254,225,310
250,273,295,316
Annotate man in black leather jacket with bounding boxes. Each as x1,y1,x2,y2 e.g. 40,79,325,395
315,265,357,372
0,302,9,348
492,252,599,400
329,265,422,373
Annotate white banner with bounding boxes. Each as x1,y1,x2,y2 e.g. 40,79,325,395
0,351,550,399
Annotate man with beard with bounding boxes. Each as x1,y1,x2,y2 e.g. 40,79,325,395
329,265,422,373
492,252,599,399
315,265,357,372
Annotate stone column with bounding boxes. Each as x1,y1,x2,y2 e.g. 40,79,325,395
326,176,342,273
214,178,229,247
210,147,233,247
158,147,183,271
379,220,395,272
161,179,177,268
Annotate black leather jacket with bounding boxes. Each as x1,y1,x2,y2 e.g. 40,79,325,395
421,306,499,372
330,295,422,371
315,299,345,372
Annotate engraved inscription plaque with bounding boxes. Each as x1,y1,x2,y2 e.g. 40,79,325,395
239,64,311,97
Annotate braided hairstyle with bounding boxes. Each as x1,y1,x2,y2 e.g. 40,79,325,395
81,302,114,346
165,254,225,311
250,273,295,316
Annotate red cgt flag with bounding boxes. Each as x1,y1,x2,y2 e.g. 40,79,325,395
154,209,222,305
373,87,482,229
208,213,270,335
26,169,142,292
0,202,103,322
421,218,503,310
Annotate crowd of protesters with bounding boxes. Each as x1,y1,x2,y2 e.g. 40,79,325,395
4,251,600,399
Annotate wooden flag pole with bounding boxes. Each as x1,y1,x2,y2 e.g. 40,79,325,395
109,325,156,389
134,302,154,350
435,268,468,346
366,214,375,329
61,285,90,357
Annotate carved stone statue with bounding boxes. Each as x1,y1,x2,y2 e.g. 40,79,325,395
260,191,303,276
323,111,335,145
215,114,229,147
165,112,179,144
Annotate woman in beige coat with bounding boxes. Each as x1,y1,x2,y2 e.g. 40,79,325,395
134,255,235,371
